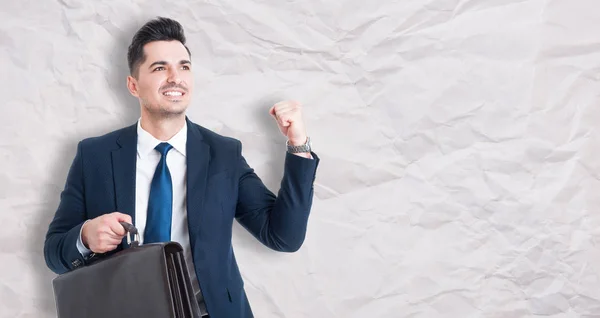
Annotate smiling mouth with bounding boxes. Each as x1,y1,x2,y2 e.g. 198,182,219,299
162,90,185,97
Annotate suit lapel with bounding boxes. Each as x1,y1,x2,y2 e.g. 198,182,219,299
185,118,210,241
112,124,137,227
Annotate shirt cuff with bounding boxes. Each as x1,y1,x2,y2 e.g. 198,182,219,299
76,220,92,257
291,152,313,159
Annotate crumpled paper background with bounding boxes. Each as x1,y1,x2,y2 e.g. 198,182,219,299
1,0,600,317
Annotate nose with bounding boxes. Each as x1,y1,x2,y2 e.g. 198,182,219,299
167,68,182,84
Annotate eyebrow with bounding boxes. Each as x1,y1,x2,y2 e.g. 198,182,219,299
148,60,192,69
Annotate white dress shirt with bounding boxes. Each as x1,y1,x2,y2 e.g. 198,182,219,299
77,119,203,308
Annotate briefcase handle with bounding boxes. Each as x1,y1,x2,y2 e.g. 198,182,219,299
119,221,140,248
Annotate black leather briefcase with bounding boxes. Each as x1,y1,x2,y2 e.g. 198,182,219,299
52,222,201,318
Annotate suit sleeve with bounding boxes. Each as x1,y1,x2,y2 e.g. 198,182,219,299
44,141,89,274
234,141,319,252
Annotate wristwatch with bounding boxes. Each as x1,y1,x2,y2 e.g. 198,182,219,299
286,137,311,153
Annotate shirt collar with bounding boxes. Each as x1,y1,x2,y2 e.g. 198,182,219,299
137,119,187,159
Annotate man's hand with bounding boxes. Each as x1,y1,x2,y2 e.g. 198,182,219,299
269,100,308,147
81,212,132,253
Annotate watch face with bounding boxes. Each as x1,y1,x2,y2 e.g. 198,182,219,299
306,139,312,151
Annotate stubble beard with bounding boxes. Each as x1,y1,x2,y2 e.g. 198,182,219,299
142,99,187,120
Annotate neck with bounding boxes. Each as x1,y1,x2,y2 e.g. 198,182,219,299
140,113,186,141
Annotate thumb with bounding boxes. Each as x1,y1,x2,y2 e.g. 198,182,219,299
113,212,132,225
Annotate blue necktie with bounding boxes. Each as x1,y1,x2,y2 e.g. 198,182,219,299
144,142,173,244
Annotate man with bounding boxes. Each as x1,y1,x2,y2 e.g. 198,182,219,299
43,16,319,318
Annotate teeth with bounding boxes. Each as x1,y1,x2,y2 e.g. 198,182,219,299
163,91,183,96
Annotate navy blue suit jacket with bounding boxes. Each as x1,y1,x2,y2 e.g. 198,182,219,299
44,118,319,317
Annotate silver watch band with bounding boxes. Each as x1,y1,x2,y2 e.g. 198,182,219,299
286,137,311,153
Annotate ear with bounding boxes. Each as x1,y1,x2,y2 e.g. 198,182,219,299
127,75,139,97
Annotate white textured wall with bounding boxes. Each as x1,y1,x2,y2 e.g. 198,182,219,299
1,0,600,317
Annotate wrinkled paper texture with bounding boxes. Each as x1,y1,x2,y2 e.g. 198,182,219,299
1,0,600,317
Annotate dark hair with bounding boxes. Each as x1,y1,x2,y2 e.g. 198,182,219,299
127,17,191,78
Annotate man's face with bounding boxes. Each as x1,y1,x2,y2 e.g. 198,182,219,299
127,40,193,117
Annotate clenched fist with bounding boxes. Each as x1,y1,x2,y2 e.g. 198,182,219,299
269,100,308,147
81,212,132,253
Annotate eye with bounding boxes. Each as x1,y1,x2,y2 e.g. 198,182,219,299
153,66,165,71
182,65,190,70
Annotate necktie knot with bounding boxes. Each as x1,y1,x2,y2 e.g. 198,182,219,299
155,142,173,157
